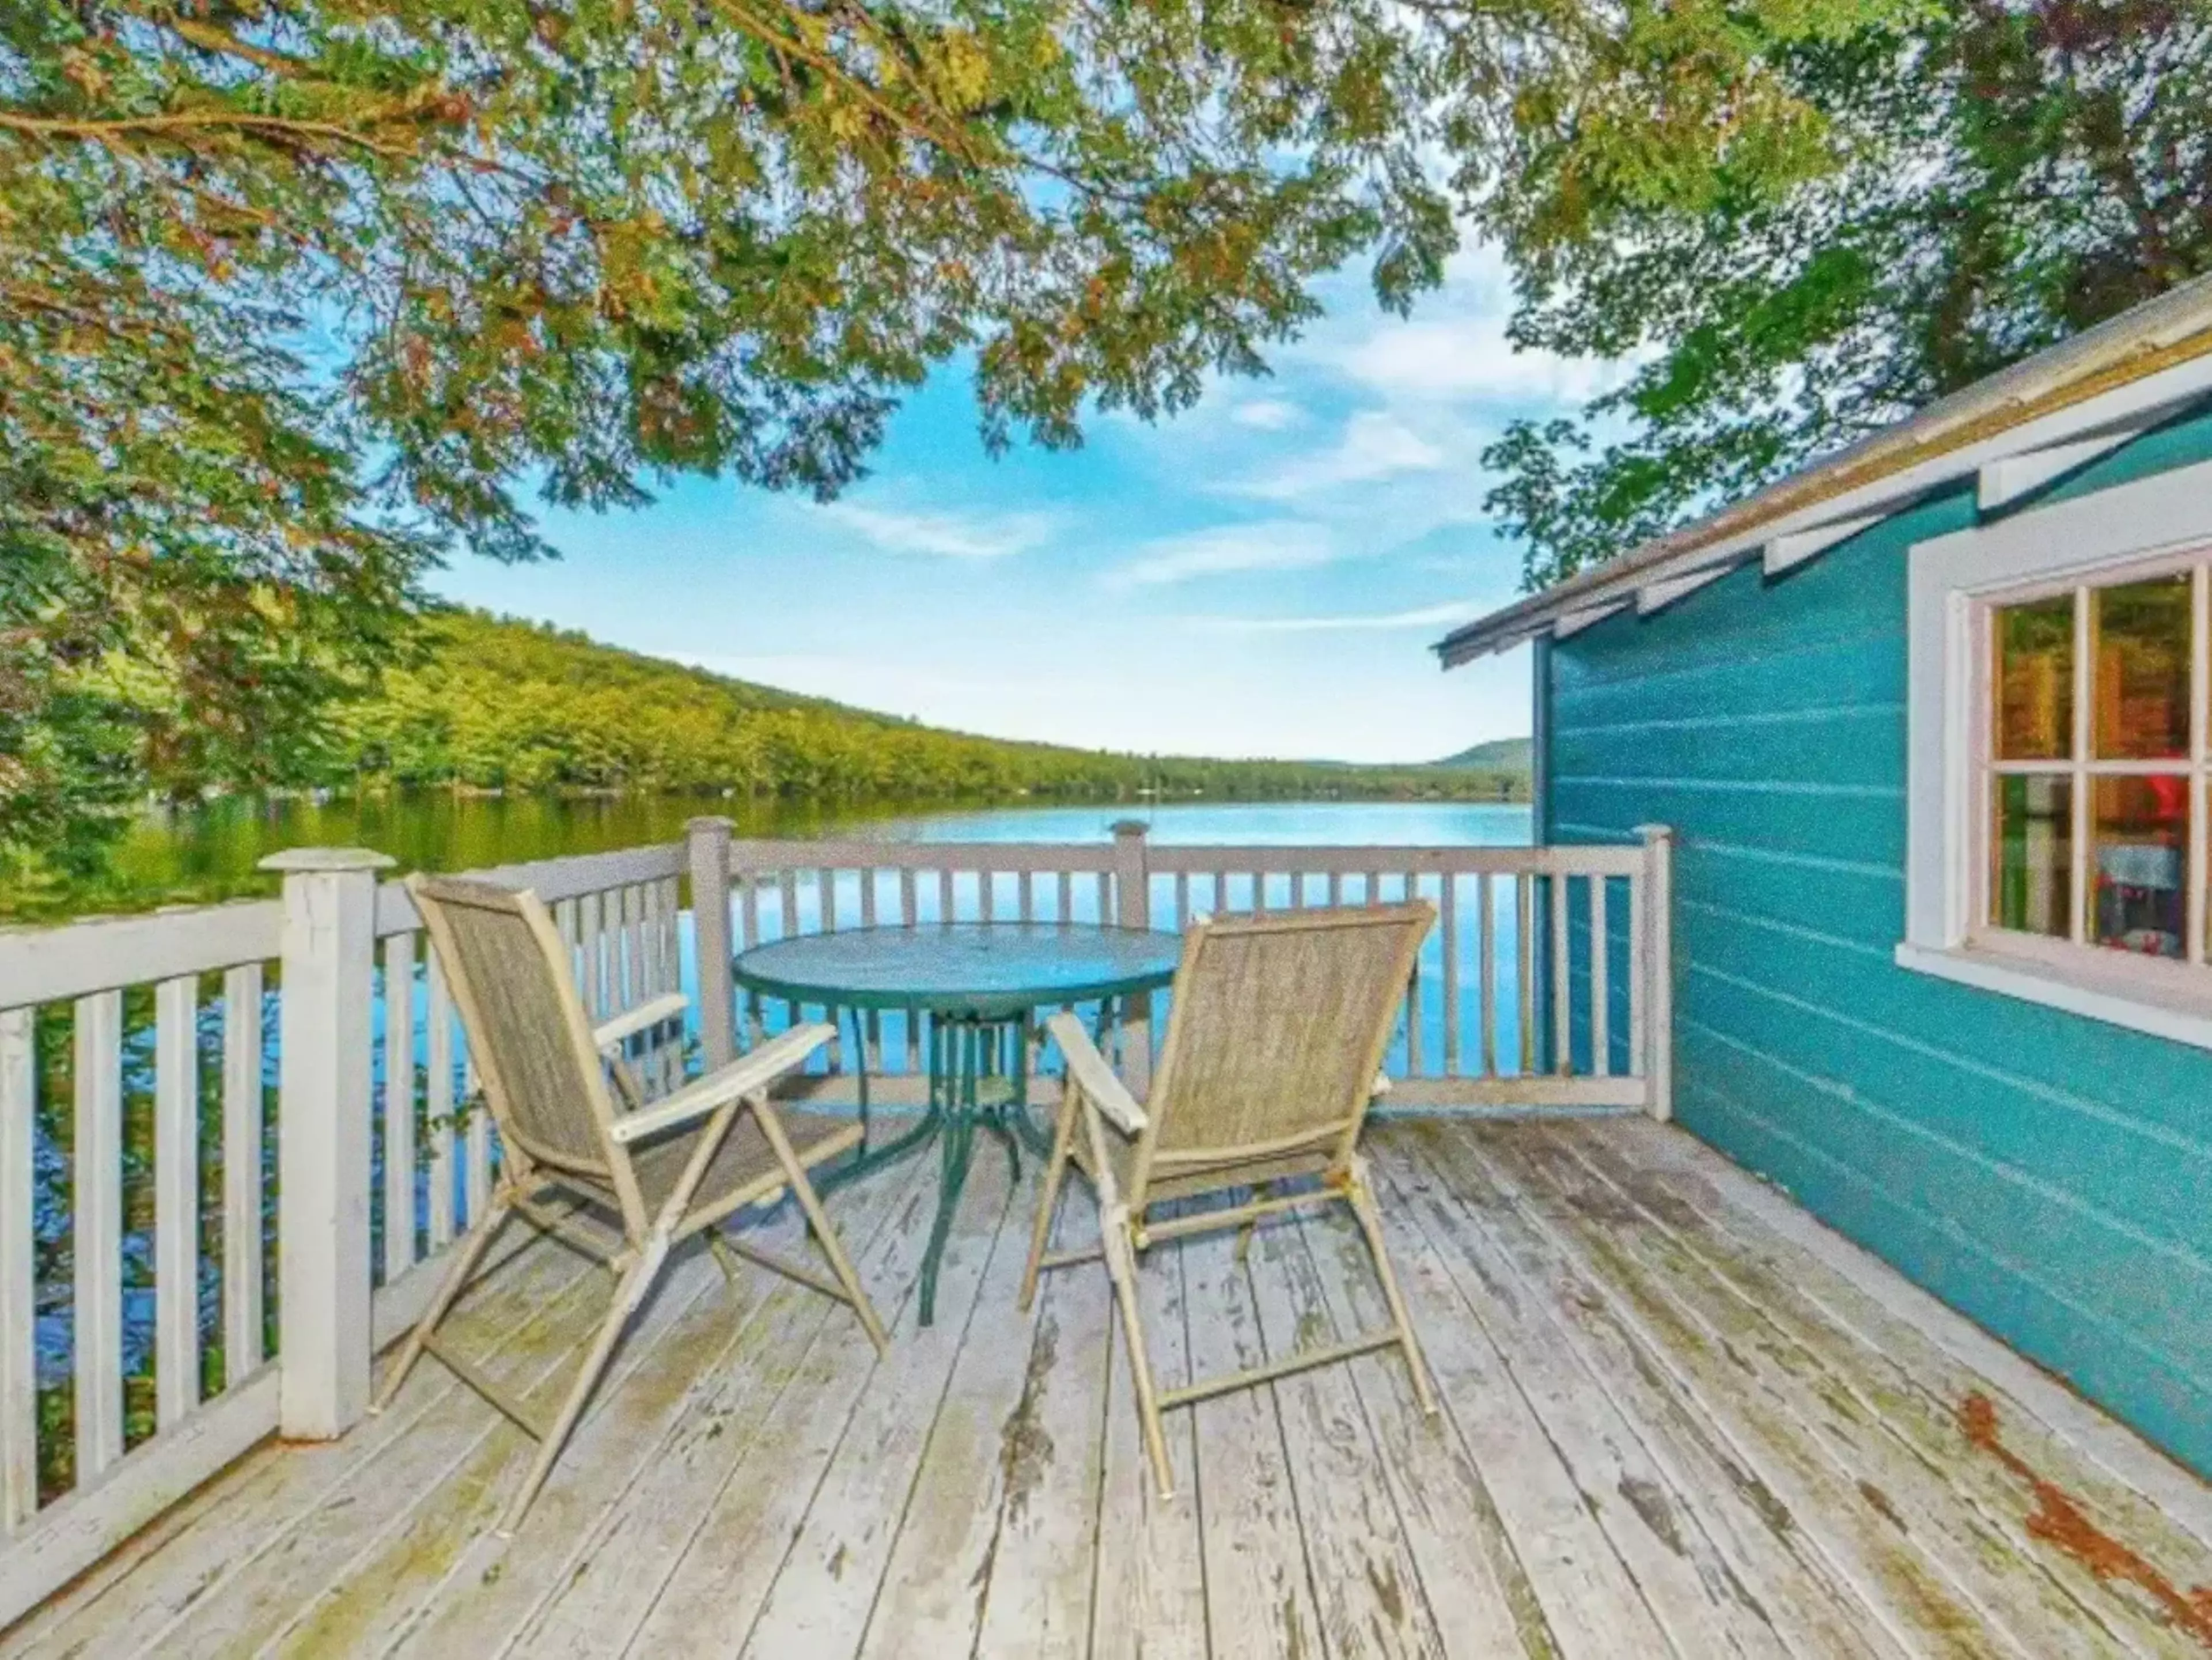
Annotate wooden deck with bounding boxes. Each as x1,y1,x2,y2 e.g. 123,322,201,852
8,1117,2212,1659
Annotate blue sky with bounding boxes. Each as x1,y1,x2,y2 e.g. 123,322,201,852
431,247,1615,764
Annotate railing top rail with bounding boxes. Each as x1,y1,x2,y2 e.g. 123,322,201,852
0,898,283,1010
1141,842,1649,876
723,837,1122,874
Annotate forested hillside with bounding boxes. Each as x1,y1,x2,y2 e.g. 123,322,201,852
331,612,1529,802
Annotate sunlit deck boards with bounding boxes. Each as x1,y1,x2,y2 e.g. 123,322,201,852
9,1117,2212,1659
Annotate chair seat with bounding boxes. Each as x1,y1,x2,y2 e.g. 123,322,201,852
1070,1082,1335,1206
573,1108,863,1231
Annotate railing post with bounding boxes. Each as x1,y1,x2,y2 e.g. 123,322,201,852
260,847,392,1440
1636,825,1675,1123
1110,821,1155,1093
687,817,737,1067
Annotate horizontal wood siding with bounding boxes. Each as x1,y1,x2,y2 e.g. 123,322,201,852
1544,407,2212,1481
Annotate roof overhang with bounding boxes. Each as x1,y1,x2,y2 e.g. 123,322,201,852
1435,275,2212,668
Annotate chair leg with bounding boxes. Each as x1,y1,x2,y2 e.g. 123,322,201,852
751,1103,890,1356
789,1162,889,1356
372,1192,513,1416
1020,1086,1083,1312
1343,1159,1438,1416
1104,1209,1176,1501
497,1234,666,1537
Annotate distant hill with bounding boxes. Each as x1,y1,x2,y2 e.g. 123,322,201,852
323,610,1531,803
1433,737,1532,776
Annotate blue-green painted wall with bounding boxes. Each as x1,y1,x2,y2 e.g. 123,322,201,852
1545,407,2212,1480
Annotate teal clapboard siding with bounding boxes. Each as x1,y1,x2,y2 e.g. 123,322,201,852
1544,405,2212,1480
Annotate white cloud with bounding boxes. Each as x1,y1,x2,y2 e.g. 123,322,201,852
1229,397,1304,431
1184,600,1482,634
1232,411,1446,501
1106,521,1336,588
1288,245,1621,410
819,502,1055,560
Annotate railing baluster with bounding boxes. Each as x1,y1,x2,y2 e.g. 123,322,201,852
1058,869,1073,924
819,867,836,934
426,953,456,1251
154,975,200,1428
940,868,955,923
1096,871,1110,923
979,866,995,923
578,889,604,1016
1175,871,1190,931
1440,874,1460,1076
2,1007,38,1533
464,1052,490,1226
1478,874,1497,1078
1326,870,1340,909
1517,876,1536,1075
779,869,800,942
1627,871,1646,1081
1551,872,1573,1074
1405,892,1423,1078
74,989,124,1481
1590,876,1611,1078
1018,870,1034,922
221,965,264,1384
382,933,416,1284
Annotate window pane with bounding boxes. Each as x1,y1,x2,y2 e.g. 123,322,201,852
1990,774,2073,937
2093,574,2192,759
1994,594,2074,760
2090,776,2188,958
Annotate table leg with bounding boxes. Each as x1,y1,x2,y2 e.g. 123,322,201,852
919,1032,981,1327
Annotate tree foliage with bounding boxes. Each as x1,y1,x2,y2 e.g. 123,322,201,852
1475,0,2212,588
2,0,1461,874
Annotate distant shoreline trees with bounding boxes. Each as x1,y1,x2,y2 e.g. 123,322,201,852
321,612,1529,806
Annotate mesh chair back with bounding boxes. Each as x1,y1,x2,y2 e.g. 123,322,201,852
1132,901,1433,1202
407,875,615,1180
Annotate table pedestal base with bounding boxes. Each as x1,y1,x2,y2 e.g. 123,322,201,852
817,1013,1052,1325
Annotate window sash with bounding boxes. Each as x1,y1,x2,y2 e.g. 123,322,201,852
1971,556,2210,969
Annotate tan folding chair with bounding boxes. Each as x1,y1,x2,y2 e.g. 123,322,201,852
1021,901,1439,1499
377,874,889,1535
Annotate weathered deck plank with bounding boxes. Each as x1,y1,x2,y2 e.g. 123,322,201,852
1377,1128,1908,1660
1547,1124,2208,1657
1493,1125,2134,1657
374,1156,921,1660
1088,1212,1210,1660
1290,1202,1555,1659
497,1158,931,1660
1179,1212,1325,1660
1243,1211,1445,1657
9,1117,2212,1660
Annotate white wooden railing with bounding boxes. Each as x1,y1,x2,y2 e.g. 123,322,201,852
0,818,1669,1627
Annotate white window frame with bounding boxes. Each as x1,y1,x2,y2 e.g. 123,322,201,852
1902,454,2212,1051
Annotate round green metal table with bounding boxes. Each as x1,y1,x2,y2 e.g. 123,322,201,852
731,922,1183,1325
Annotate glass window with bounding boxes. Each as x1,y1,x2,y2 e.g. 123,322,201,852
1982,561,2204,968
2093,576,2191,759
1994,594,2074,760
1991,775,2073,937
2090,776,2187,957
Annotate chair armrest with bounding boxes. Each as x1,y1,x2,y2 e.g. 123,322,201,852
1045,1011,1146,1137
607,1021,834,1145
593,991,691,1052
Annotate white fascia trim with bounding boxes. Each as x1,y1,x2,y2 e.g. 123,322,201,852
1762,510,1891,575
1976,424,2148,511
1447,352,2212,665
1895,943,2212,1052
1635,562,1740,615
